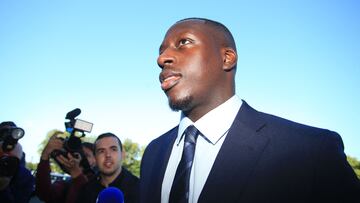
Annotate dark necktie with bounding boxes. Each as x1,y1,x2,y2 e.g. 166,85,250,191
169,125,199,203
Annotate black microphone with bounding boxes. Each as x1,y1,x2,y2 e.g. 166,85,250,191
65,108,81,119
96,187,124,203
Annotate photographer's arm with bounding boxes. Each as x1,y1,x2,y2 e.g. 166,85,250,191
35,133,65,202
40,132,64,161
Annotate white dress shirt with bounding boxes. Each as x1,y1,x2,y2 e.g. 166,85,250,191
161,95,242,203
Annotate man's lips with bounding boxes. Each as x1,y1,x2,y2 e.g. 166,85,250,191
160,71,182,91
104,160,113,168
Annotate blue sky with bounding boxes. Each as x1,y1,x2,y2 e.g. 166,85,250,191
1,0,359,162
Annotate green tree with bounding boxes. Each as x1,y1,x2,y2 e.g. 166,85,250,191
26,161,38,172
122,138,144,177
347,156,360,179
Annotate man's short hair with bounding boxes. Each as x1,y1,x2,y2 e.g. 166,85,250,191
176,17,237,51
82,142,95,154
0,121,16,132
95,133,123,151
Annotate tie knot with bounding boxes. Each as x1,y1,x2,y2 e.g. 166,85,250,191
184,125,198,144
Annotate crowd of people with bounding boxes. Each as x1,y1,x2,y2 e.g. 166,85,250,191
1,17,360,203
0,121,139,203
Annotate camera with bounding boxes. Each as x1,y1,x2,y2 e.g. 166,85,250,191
51,108,94,174
0,156,20,177
0,121,25,177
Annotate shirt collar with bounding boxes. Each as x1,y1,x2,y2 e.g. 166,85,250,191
177,95,242,145
96,167,125,187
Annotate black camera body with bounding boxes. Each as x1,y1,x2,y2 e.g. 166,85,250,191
0,125,25,152
51,108,94,175
0,122,25,177
0,155,20,177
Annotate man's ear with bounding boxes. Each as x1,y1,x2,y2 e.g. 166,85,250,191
121,149,126,160
222,47,237,71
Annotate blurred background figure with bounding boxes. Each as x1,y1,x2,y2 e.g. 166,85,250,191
0,121,34,203
36,130,96,203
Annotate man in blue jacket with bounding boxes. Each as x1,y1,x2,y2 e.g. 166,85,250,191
140,18,360,202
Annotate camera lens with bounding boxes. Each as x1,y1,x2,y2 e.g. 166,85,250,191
11,128,24,139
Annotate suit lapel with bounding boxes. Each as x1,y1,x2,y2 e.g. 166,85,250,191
150,127,178,201
198,102,270,202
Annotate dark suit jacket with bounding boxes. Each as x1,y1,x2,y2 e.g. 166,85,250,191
140,101,360,202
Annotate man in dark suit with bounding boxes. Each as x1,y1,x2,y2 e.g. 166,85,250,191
140,17,360,202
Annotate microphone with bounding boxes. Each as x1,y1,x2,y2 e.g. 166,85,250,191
96,187,124,203
65,108,81,119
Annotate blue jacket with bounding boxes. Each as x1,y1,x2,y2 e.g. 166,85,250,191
0,164,35,203
140,101,360,202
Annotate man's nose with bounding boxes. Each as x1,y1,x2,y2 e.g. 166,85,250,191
157,48,175,69
105,150,111,157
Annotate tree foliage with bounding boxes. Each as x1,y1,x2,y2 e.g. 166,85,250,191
26,162,38,172
122,138,144,177
347,156,360,179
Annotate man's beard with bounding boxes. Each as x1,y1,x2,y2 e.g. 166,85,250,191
101,165,120,177
168,95,193,112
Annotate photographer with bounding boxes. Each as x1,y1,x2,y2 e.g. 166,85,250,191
0,121,34,203
36,130,96,203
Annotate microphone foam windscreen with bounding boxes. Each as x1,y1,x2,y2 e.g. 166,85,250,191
96,187,124,203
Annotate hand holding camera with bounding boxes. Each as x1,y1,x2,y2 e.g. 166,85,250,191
41,131,65,161
55,152,83,178
49,108,94,176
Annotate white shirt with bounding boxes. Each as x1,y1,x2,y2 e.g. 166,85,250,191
161,95,242,203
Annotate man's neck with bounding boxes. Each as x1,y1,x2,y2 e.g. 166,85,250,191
100,167,122,187
182,94,237,122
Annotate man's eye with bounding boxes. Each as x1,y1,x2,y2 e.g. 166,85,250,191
179,39,191,46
